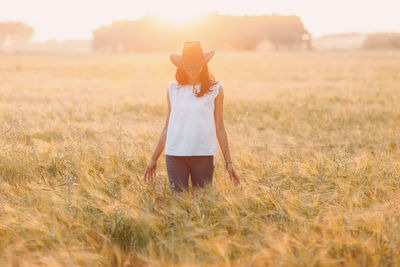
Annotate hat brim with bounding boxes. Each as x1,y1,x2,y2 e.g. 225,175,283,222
169,50,215,71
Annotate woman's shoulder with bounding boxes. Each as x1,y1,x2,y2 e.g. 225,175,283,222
168,81,178,88
168,81,186,90
209,80,223,98
210,80,223,92
168,80,222,90
211,80,223,88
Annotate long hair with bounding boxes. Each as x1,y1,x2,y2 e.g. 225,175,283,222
175,64,217,97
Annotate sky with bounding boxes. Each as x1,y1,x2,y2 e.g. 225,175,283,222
1,0,400,41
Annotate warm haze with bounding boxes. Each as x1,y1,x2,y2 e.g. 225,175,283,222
1,0,400,266
1,0,400,41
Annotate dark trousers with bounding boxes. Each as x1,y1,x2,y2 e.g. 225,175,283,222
165,155,214,192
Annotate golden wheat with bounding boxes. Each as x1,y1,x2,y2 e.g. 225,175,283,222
0,51,399,266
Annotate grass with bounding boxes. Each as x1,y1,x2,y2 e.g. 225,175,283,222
0,50,399,266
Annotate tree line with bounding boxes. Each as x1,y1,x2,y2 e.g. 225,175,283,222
2,17,399,53
92,12,312,52
363,32,400,50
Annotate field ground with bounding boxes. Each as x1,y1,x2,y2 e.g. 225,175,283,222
1,51,400,266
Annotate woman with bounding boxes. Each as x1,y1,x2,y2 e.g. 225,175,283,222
144,41,240,192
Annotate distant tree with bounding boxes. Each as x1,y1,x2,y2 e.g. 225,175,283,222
0,21,34,51
260,15,310,50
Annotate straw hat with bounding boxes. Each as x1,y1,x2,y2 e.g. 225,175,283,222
169,41,215,71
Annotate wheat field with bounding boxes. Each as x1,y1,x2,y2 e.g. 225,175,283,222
0,51,400,266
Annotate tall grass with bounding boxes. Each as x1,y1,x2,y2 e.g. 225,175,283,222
0,51,400,266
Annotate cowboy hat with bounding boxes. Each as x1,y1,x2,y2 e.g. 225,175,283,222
169,41,215,71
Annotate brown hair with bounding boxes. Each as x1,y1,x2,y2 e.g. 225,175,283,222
175,64,218,97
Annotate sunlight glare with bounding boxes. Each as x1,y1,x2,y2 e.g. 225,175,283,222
154,11,203,25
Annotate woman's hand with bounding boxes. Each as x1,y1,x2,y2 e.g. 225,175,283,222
144,159,157,182
226,162,240,186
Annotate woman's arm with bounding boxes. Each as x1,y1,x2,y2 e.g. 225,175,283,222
144,88,171,182
214,85,240,185
150,88,171,161
214,86,232,165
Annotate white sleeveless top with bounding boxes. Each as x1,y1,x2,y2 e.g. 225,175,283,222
165,80,223,156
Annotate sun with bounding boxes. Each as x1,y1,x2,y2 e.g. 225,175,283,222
154,11,203,25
